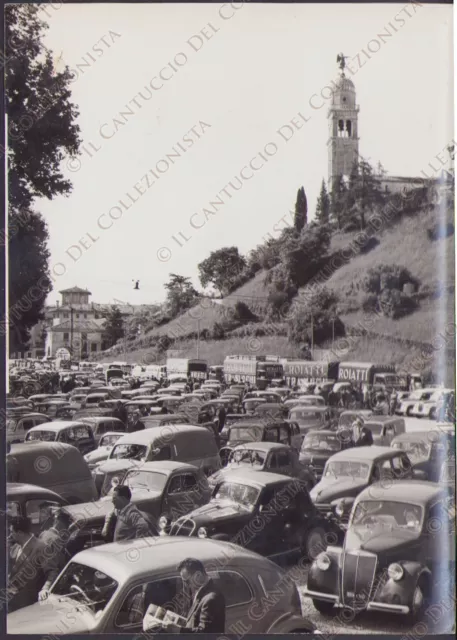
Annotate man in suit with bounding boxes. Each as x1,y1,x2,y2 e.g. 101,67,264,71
129,410,145,433
102,485,157,542
145,558,226,633
352,417,374,447
7,516,60,612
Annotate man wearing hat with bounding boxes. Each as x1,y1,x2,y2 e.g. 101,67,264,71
352,417,374,447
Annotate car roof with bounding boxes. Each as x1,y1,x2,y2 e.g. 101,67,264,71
392,430,454,442
7,482,64,500
115,425,209,444
7,412,49,420
27,421,88,431
329,446,401,462
232,442,290,452
290,405,328,413
216,470,293,487
364,416,403,424
229,420,284,428
71,537,274,584
8,441,80,456
127,460,200,474
357,480,446,505
304,429,339,436
80,417,124,424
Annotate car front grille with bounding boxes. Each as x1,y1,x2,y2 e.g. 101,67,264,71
170,518,196,537
341,550,377,610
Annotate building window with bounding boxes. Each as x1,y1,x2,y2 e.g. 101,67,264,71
346,120,352,137
91,343,97,352
63,333,69,341
76,314,80,318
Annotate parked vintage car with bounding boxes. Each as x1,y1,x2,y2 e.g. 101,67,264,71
410,388,454,420
78,417,126,444
7,537,316,634
7,442,98,504
34,400,72,419
7,483,68,535
92,425,221,496
288,406,337,434
84,392,115,408
84,432,127,469
219,420,302,461
168,472,341,562
6,412,50,445
253,403,289,420
305,481,455,623
299,430,354,480
62,461,212,550
337,410,373,429
208,442,316,491
242,397,267,414
25,421,96,455
360,416,406,446
309,446,425,522
391,428,456,483
395,388,437,417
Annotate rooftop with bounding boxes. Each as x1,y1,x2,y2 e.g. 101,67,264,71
59,287,92,294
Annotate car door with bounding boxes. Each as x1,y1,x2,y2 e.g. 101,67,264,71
208,569,255,634
267,449,294,477
162,472,201,521
25,497,66,535
75,424,96,454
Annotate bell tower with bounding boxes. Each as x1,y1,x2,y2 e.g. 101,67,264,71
328,53,360,189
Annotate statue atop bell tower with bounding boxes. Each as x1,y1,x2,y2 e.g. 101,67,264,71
328,54,360,190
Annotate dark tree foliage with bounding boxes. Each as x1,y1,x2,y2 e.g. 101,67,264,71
102,307,125,347
7,211,51,351
198,247,247,297
330,174,348,230
294,186,308,232
315,179,330,224
5,4,82,351
164,274,198,318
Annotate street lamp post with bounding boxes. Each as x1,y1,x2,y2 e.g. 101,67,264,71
196,320,200,359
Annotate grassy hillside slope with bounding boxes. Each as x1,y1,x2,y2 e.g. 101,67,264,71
102,203,454,380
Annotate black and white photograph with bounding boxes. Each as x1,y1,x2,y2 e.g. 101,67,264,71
2,1,456,636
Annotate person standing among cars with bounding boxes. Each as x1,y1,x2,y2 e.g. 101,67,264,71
102,485,157,542
144,558,226,633
129,410,145,432
114,400,128,426
352,417,374,447
7,516,60,612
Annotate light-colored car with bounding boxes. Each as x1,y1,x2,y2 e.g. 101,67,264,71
396,388,437,417
7,538,317,634
410,388,453,419
84,431,126,469
6,412,50,445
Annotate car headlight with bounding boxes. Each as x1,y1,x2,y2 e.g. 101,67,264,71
335,503,344,517
159,516,169,530
316,553,331,571
197,527,207,538
387,563,404,581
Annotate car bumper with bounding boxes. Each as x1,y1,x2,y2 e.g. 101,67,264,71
303,589,409,614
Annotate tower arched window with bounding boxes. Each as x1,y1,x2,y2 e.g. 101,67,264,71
346,120,352,137
338,119,345,137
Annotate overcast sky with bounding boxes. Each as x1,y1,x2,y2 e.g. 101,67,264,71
35,2,453,306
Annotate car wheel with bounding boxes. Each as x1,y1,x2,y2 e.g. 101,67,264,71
409,577,430,622
312,599,334,615
429,408,436,420
304,527,327,561
406,407,413,416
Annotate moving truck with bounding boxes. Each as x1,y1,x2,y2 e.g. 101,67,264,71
166,358,208,380
337,362,397,387
283,361,340,386
223,356,283,386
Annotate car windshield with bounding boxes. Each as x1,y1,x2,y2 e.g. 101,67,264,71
352,500,423,535
123,469,167,492
6,420,18,433
214,481,260,509
229,449,266,466
325,460,370,479
51,562,118,613
392,440,431,463
100,434,122,447
110,443,147,460
26,430,56,442
229,426,263,442
290,410,322,422
302,433,341,452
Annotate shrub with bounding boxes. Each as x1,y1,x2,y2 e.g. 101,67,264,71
378,289,419,319
287,287,344,344
361,294,378,313
211,322,226,340
358,236,380,254
363,264,419,295
233,301,258,323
